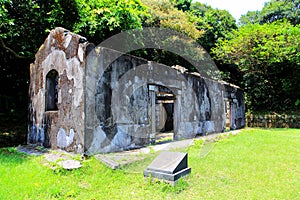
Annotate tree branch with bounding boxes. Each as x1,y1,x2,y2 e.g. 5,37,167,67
0,37,28,59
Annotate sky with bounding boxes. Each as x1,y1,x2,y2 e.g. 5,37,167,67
195,0,270,21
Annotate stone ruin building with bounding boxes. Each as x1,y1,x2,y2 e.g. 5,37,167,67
28,27,245,155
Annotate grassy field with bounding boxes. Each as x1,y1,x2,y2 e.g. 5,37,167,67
0,128,299,199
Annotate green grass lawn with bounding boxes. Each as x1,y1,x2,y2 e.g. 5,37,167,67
0,128,299,199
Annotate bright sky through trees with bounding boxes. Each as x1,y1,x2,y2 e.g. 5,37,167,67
195,0,270,21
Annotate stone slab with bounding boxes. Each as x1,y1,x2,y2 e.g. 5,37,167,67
58,160,82,170
144,167,191,182
144,151,191,182
145,151,188,174
95,154,120,169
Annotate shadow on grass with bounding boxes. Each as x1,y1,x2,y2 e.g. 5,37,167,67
0,147,29,166
0,113,27,148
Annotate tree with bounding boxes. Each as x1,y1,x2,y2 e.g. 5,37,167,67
0,0,79,59
171,0,192,12
188,2,238,53
143,0,202,40
188,2,238,82
239,11,260,26
239,0,300,26
194,8,237,52
126,0,204,71
212,21,300,111
74,0,149,44
190,2,212,17
259,0,300,25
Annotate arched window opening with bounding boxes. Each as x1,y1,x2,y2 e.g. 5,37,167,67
45,70,58,111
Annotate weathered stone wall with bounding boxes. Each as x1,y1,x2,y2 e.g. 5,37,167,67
84,46,245,154
84,48,150,154
28,27,87,153
29,28,245,155
246,114,300,128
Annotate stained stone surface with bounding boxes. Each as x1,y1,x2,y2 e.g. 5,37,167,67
28,27,246,155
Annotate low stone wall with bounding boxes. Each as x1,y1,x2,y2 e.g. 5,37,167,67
246,114,300,128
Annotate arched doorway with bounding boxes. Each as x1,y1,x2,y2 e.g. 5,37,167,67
45,70,59,111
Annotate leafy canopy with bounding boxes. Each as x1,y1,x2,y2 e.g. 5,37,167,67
194,7,237,52
213,21,300,111
239,0,300,26
143,0,203,40
74,0,149,43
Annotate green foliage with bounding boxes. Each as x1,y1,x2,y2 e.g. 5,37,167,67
0,0,79,59
239,11,260,26
128,0,204,71
74,0,149,43
189,2,238,82
193,7,237,52
259,0,300,25
0,0,148,58
213,21,300,111
190,2,212,17
170,0,192,12
239,0,300,26
233,0,300,111
143,0,203,40
295,99,300,107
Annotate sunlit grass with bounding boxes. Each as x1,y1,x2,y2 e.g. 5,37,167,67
186,128,300,199
0,128,299,199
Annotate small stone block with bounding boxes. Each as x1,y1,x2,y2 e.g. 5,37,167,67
58,160,82,170
144,151,191,183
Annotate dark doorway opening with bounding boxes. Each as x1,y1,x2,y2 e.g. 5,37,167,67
45,70,59,111
154,86,176,143
161,102,174,132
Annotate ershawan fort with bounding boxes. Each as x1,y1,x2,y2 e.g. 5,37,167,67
28,27,245,155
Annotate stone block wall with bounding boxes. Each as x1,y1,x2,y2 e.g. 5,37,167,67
246,114,300,128
84,46,245,154
28,27,246,155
